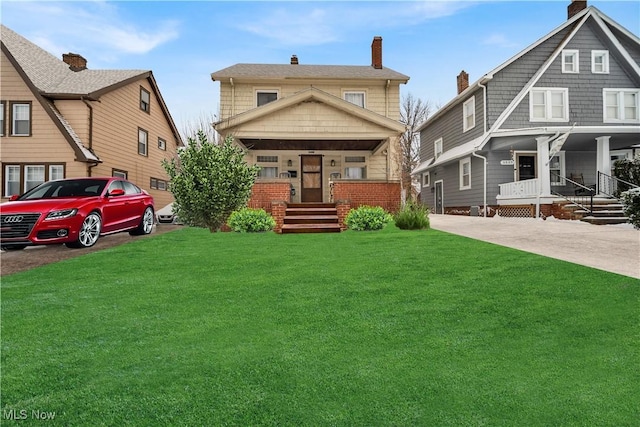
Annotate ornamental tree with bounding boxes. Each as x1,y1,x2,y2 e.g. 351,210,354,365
162,131,259,232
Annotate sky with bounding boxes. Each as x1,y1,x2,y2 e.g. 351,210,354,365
1,0,639,135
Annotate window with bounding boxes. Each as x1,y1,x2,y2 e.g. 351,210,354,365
256,155,278,163
140,87,150,113
3,164,65,196
592,50,609,74
257,91,278,107
0,101,5,136
11,102,31,136
422,172,430,187
112,169,128,179
344,156,366,179
530,88,569,122
49,165,64,181
603,89,639,123
25,165,45,192
344,91,365,108
150,177,168,190
138,128,148,156
158,137,166,151
258,167,278,178
434,138,443,159
4,165,20,196
549,152,566,186
459,157,471,190
562,50,579,73
463,96,475,132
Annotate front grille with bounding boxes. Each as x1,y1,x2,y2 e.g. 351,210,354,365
0,213,41,239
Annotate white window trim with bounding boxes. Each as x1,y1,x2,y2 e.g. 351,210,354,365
562,49,579,73
603,88,640,123
530,88,569,122
463,96,476,132
549,151,566,186
422,172,430,188
459,157,471,190
255,89,279,107
592,50,609,74
434,138,443,159
343,90,366,108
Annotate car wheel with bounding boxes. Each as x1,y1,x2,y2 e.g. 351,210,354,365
130,206,154,236
66,212,101,249
1,245,27,251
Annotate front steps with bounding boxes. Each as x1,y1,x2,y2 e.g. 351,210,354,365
558,198,629,225
281,203,341,234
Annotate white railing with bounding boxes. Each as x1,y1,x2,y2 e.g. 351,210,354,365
498,178,540,197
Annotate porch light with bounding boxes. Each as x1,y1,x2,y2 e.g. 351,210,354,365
330,159,335,167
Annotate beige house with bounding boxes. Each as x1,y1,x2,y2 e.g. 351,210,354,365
211,37,409,214
0,25,182,208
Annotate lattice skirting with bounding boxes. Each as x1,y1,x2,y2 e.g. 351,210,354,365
496,205,536,218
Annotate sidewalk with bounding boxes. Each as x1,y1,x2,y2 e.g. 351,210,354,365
429,215,640,279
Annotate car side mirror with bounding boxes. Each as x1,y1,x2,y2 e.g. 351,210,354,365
9,195,19,201
108,189,126,197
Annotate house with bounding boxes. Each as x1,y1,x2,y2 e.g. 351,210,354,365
211,37,409,231
413,1,639,220
0,25,183,208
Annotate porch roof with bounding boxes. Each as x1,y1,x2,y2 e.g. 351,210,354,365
413,136,485,174
241,139,382,151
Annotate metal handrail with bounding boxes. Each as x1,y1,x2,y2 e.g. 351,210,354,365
597,171,640,199
550,171,594,214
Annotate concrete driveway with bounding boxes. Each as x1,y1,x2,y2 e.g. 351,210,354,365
429,215,640,279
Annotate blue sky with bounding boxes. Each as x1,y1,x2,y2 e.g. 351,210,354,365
2,1,639,133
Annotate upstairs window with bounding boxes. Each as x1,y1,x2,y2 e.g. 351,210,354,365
158,137,166,151
257,91,278,107
0,102,5,136
138,128,148,156
463,96,475,132
603,89,639,123
140,87,150,113
343,91,365,108
562,50,579,73
11,102,31,136
434,138,443,159
592,50,609,74
530,88,569,122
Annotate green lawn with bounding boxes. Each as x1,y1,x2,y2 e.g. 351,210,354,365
1,225,638,426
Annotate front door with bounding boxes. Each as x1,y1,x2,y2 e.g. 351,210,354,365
301,155,323,202
516,153,537,181
434,180,444,214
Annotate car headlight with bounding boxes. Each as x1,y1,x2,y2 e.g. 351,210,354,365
45,208,78,221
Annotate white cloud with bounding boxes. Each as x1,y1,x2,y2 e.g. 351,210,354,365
481,33,519,48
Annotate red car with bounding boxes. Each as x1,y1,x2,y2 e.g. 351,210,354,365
1,177,155,250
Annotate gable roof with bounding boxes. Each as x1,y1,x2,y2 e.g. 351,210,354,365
211,63,409,82
417,6,640,132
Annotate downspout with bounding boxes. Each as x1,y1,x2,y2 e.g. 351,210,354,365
473,79,489,217
385,79,390,117
81,97,98,177
230,78,235,116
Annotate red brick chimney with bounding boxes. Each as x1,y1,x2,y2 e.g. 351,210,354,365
62,53,87,71
371,36,382,69
568,0,587,19
457,70,469,94
290,55,299,65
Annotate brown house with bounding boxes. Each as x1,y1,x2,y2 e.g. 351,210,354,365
211,37,409,232
0,25,183,208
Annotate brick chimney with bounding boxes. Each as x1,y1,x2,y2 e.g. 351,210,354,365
457,70,469,94
290,55,299,65
371,36,382,69
568,0,587,19
62,53,87,71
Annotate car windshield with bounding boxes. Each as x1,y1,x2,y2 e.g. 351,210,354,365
18,179,109,200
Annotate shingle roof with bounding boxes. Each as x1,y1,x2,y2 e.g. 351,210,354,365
211,63,409,82
0,24,147,95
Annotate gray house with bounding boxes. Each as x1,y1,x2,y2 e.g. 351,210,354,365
413,1,639,219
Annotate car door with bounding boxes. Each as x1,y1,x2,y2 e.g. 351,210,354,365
121,181,146,227
101,180,129,233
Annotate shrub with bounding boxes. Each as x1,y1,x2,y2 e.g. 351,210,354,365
621,187,640,230
394,201,430,230
345,206,392,231
227,208,276,233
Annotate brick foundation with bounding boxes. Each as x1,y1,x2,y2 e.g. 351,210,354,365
248,180,291,214
271,201,287,233
331,180,401,213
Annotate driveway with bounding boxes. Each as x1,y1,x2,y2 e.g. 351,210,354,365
429,215,640,279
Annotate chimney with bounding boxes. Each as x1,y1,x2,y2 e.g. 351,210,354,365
568,0,587,19
62,53,87,71
371,36,382,69
290,55,299,65
457,70,469,94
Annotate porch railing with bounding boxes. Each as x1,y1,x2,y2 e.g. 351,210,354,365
597,171,639,199
498,178,539,197
550,171,594,214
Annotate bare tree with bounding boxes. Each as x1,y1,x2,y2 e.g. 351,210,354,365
398,93,432,201
180,112,220,145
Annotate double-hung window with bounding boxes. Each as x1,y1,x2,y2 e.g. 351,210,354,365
463,96,475,132
11,102,31,136
343,91,365,108
422,172,430,188
25,165,45,192
138,128,148,156
256,155,278,178
140,87,151,113
459,157,471,190
0,102,5,136
603,89,640,123
562,50,579,73
257,90,278,107
3,164,65,197
530,88,569,122
4,165,21,196
592,50,609,74
434,138,443,159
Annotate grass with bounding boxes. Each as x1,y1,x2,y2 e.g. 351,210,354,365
1,225,638,426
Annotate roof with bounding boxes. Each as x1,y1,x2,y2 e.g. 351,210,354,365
412,136,485,175
211,63,410,82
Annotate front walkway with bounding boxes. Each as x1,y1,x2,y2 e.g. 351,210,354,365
429,215,639,279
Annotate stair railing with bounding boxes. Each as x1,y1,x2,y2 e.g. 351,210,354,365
597,171,639,200
549,171,594,214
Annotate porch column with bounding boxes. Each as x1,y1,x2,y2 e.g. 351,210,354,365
596,136,611,176
536,136,551,196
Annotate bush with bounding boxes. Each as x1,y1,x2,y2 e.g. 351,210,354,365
227,208,276,233
345,206,392,231
394,201,430,230
621,187,640,230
